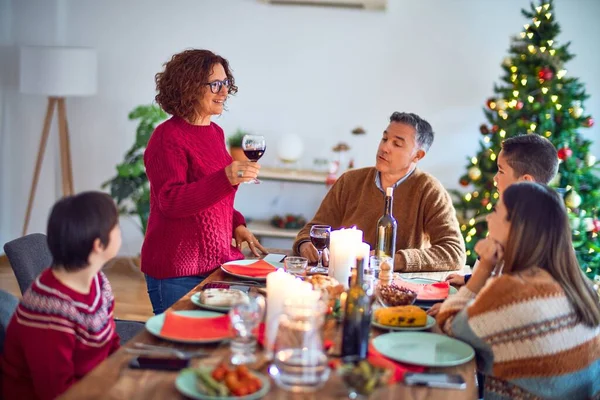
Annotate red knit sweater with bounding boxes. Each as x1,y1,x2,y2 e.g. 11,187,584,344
1,269,120,400
141,117,245,279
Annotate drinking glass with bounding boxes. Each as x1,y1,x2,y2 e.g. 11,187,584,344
309,225,331,274
284,256,308,277
241,134,266,184
269,298,330,393
228,292,265,365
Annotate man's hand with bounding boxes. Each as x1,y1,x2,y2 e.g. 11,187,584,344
444,273,466,287
234,225,268,257
299,242,329,266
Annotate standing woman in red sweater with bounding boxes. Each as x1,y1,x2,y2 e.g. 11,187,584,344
142,49,267,315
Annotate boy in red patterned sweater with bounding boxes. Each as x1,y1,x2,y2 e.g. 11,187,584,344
2,192,122,399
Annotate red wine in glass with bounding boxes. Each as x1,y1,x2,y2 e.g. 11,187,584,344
243,149,265,162
310,235,329,251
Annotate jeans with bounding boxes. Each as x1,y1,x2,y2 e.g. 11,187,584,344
145,274,206,315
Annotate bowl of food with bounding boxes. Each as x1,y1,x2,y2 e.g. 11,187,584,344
338,358,389,399
375,283,417,307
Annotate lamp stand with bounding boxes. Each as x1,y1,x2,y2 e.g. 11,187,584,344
22,96,74,235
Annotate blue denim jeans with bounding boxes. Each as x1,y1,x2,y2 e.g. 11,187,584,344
144,275,206,315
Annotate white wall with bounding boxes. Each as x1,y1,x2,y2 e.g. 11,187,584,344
1,0,599,255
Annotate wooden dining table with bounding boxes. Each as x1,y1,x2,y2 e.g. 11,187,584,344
59,255,477,400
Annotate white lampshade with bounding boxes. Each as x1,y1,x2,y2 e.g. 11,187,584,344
19,46,97,97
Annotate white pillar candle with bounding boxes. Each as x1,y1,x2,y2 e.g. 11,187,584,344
358,242,371,264
265,270,316,356
329,227,363,288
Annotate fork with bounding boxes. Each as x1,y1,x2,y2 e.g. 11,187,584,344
126,343,208,359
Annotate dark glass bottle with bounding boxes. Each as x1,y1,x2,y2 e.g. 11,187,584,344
375,187,397,259
341,256,372,360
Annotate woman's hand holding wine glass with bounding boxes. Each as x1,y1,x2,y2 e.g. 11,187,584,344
225,160,261,185
241,134,266,184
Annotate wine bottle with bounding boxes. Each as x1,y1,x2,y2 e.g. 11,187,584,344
375,187,397,259
341,256,372,360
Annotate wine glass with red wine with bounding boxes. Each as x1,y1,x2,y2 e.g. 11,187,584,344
309,225,331,274
242,134,266,184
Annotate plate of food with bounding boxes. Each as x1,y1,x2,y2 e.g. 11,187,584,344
191,289,249,313
175,364,270,400
145,310,232,344
372,305,436,331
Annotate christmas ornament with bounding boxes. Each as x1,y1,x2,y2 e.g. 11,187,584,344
491,125,499,133
502,57,512,67
572,101,584,118
586,154,597,167
593,219,600,233
565,190,582,209
459,178,469,187
515,100,524,110
479,124,490,135
557,147,573,160
496,99,507,110
538,67,554,80
486,98,496,109
468,166,482,181
481,198,490,207
583,218,595,232
585,117,595,127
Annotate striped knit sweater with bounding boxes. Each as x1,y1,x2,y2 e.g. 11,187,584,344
1,269,120,400
437,267,600,400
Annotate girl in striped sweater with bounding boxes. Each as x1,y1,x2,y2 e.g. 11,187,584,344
2,192,121,399
438,182,600,399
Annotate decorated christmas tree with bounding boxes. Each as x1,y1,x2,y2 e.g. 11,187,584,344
452,0,599,278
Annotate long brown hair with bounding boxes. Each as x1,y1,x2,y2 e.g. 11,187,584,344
502,182,600,327
155,49,238,122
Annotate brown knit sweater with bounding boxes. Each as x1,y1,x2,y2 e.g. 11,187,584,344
293,167,466,272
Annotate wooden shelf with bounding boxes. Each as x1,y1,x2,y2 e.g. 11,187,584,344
259,166,330,184
247,220,300,239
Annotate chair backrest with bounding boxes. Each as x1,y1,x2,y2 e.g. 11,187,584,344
3,233,53,295
0,289,19,354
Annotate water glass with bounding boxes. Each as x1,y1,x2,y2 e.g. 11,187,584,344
228,292,265,365
284,256,308,276
269,298,330,393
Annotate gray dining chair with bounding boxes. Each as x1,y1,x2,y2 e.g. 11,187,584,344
3,234,144,344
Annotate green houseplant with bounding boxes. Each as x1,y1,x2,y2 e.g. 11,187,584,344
102,105,167,234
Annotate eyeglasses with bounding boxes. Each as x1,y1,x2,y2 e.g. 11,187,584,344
205,79,231,94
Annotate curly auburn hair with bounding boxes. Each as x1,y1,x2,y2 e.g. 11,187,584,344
155,49,238,121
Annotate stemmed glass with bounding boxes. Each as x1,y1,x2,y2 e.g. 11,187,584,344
228,292,266,365
242,134,266,184
309,225,331,274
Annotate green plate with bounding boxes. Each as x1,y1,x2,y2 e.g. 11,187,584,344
398,277,458,303
175,368,270,400
220,259,283,282
372,332,475,367
145,310,229,344
372,315,436,332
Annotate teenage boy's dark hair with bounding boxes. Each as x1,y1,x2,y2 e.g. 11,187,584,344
47,192,118,271
502,134,558,184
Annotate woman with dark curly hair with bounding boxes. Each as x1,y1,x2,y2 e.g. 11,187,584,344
141,49,267,314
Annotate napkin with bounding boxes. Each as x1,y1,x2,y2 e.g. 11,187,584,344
222,260,277,277
394,279,450,301
159,312,232,340
367,342,425,383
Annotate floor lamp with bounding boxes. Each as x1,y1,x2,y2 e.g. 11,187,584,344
19,46,97,235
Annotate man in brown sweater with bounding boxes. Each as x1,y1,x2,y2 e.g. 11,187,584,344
293,112,466,272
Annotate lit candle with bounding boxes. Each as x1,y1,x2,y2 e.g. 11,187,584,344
265,270,315,357
329,227,363,288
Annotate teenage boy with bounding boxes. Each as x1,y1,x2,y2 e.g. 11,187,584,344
2,192,122,399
